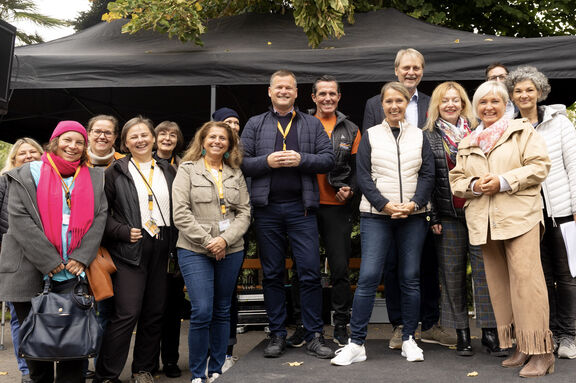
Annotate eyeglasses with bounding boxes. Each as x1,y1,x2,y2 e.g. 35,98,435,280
487,74,507,81
91,129,114,137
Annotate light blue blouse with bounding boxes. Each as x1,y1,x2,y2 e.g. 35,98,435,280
31,161,83,282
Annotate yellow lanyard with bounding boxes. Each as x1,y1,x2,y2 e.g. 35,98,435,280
46,153,81,209
134,159,156,211
277,111,296,151
170,156,175,165
204,158,226,215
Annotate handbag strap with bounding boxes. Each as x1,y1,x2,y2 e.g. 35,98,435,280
42,277,52,294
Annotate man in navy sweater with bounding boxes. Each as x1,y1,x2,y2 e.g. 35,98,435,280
240,70,335,359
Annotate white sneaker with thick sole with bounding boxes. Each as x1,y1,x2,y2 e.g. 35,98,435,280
208,373,220,382
191,379,203,383
330,341,367,366
401,336,424,362
558,337,576,359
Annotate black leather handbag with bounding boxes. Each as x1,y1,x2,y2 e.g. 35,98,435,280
18,277,103,361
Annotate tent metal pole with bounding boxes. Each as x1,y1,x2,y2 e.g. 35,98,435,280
210,85,216,120
0,301,6,350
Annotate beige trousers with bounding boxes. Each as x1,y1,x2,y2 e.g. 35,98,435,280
481,224,553,355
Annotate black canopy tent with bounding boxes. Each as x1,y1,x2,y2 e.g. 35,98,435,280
2,8,576,142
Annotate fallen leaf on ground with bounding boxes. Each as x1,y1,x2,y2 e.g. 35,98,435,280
467,371,479,377
0,372,8,375
283,361,304,366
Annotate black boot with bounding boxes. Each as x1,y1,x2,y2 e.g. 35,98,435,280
481,328,509,357
456,328,474,356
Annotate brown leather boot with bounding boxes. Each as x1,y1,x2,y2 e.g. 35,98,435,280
501,348,529,368
519,353,555,378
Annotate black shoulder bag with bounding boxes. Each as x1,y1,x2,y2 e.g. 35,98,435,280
18,277,103,361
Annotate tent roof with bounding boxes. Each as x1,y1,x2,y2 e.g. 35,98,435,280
13,8,576,89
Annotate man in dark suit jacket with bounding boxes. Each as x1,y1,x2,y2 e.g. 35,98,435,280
362,48,430,131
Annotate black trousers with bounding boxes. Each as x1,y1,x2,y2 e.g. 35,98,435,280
157,271,185,367
13,279,84,383
317,203,353,326
95,231,169,380
541,215,576,338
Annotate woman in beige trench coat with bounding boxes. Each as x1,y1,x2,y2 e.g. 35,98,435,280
449,81,554,378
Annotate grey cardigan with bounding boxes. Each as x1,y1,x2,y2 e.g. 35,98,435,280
0,163,108,302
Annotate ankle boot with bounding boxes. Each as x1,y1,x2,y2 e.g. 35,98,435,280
519,353,555,378
481,328,509,357
501,348,529,368
456,328,474,356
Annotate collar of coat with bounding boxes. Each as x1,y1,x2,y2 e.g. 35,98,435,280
458,118,531,156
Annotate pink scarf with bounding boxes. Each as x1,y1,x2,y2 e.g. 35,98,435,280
37,153,94,259
469,118,509,154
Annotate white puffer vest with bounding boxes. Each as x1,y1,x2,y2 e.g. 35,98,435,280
536,105,576,220
360,121,426,215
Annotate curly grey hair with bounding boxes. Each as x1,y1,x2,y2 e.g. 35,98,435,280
506,66,551,102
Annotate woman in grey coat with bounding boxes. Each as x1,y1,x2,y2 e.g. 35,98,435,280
0,121,107,383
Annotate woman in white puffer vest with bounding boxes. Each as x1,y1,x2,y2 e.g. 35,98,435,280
507,66,576,360
330,82,434,366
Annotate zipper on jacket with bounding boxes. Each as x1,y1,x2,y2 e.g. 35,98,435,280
395,123,403,203
539,169,557,226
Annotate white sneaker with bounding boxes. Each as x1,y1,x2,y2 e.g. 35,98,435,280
401,336,424,362
330,341,367,366
222,355,238,373
208,373,220,382
191,379,203,383
558,337,576,359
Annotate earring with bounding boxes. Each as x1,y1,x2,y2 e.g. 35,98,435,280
201,148,206,156
224,152,230,159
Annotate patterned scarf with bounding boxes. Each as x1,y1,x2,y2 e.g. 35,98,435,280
469,117,509,154
37,153,94,260
436,117,471,164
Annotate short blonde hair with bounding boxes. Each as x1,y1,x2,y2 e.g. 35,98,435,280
182,121,242,168
472,81,509,119
394,48,425,69
1,137,44,174
424,82,477,131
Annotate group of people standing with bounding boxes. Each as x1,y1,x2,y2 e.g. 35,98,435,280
328,51,576,380
0,46,574,383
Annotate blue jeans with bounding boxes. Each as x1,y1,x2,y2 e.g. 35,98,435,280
178,249,243,380
253,201,324,338
350,214,428,344
8,302,29,375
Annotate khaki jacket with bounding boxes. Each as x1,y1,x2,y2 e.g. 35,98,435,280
172,159,250,256
449,119,551,245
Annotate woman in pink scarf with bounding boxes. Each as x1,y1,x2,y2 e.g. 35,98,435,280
450,81,553,377
0,121,108,383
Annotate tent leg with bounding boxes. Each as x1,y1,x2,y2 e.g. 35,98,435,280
210,85,216,120
0,301,6,350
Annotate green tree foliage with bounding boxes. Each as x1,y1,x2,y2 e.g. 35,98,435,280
0,0,67,45
73,0,113,31
567,102,576,126
101,0,576,48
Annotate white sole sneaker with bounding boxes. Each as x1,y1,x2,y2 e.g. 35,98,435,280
330,343,367,366
401,336,424,362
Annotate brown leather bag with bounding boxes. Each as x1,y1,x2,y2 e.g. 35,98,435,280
85,247,117,301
